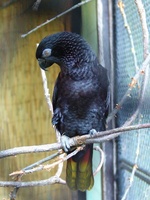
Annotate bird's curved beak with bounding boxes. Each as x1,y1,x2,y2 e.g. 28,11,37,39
37,58,54,70
38,58,47,71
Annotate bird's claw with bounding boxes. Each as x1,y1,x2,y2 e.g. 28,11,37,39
89,129,97,137
61,135,70,152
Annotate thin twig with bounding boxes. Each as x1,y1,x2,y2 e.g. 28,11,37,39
40,68,53,114
106,53,150,124
93,146,105,176
22,152,60,171
9,147,83,178
10,187,19,200
21,0,93,38
55,150,64,177
118,1,139,72
9,152,61,179
134,0,149,59
39,51,64,181
44,146,84,171
121,133,140,200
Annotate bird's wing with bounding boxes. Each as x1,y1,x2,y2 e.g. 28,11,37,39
52,74,59,111
99,64,110,112
52,73,62,127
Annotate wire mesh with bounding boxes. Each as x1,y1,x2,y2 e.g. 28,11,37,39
114,0,150,199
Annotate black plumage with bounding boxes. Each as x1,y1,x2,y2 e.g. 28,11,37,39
36,32,109,191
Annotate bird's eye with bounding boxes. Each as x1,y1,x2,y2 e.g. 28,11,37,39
42,48,52,58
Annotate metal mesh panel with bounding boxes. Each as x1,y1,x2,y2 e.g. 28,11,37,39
119,170,150,199
114,0,150,199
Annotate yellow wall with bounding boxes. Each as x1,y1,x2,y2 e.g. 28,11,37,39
0,1,72,199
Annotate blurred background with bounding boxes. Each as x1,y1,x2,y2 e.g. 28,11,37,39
0,0,150,200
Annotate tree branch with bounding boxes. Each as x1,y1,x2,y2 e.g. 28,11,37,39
0,123,150,159
21,0,93,38
32,0,42,11
0,176,66,188
0,122,149,189
1,146,104,190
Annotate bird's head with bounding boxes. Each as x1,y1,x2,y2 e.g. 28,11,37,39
36,33,62,70
36,32,96,71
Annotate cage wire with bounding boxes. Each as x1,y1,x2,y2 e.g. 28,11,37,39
115,0,150,199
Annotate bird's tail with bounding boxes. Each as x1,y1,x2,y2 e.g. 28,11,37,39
66,145,94,191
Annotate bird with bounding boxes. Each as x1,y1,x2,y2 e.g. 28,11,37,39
36,32,109,191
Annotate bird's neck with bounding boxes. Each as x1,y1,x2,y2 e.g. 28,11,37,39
60,62,95,81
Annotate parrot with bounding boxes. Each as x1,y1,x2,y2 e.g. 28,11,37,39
36,32,109,191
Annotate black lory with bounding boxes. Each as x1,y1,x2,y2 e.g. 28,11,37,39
36,32,109,191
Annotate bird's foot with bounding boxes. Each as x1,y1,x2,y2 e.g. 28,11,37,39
89,129,97,137
61,135,70,152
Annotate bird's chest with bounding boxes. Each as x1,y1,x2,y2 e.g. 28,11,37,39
57,77,98,116
53,75,103,136
59,76,96,99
